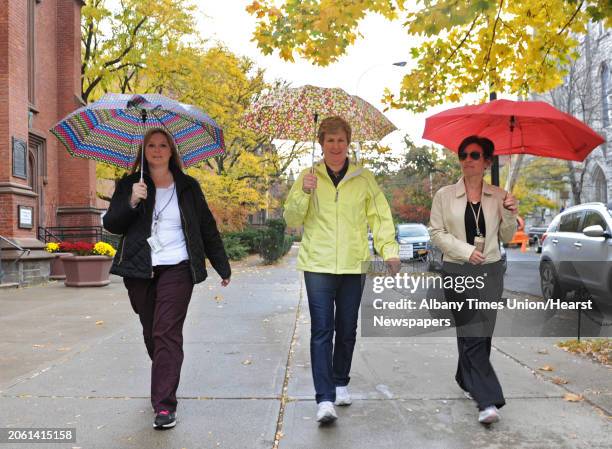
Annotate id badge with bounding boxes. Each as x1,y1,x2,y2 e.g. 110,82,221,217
474,235,485,253
147,234,164,253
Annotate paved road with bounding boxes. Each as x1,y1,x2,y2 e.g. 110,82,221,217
0,247,610,449
504,247,542,296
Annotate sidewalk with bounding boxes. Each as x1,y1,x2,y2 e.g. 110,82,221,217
0,247,610,449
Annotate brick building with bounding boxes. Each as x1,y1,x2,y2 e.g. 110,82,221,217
0,0,99,285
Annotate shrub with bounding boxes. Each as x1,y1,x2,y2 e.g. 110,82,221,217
224,228,264,254
222,235,249,261
258,219,292,264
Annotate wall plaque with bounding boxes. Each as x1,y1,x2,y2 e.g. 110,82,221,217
12,137,27,179
18,205,34,229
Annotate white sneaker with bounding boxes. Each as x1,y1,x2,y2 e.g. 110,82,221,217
316,401,338,423
478,406,500,424
335,386,352,406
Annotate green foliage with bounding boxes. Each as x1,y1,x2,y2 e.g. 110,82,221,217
221,235,249,261
224,228,265,254
258,219,292,264
378,136,462,221
497,158,565,217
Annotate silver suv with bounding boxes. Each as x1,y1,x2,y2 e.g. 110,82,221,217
539,202,612,302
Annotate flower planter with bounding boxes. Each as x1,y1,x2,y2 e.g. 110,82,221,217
62,255,113,287
49,253,75,280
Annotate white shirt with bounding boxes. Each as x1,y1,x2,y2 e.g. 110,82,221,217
151,183,189,266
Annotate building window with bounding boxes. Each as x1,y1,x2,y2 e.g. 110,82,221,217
28,151,36,190
593,165,608,204
27,0,36,105
602,64,611,128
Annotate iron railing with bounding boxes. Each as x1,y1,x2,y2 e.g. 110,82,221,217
0,235,31,284
37,226,120,249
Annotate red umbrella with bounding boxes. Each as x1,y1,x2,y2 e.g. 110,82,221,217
422,99,605,161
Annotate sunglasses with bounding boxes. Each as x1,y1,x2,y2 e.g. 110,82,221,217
458,151,483,161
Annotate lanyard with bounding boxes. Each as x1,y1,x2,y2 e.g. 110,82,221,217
153,183,176,229
469,201,483,237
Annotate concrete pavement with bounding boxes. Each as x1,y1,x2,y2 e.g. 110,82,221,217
0,247,610,449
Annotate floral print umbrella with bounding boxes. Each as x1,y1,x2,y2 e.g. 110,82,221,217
51,93,225,174
243,85,397,143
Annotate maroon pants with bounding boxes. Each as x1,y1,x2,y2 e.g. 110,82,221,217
123,261,194,413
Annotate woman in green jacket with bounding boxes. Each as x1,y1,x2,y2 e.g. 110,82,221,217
284,116,400,424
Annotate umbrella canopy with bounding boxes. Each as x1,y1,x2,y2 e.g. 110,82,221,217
51,93,225,170
243,85,397,142
422,99,605,162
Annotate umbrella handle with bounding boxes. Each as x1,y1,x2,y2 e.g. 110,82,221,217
311,112,319,170
140,109,148,182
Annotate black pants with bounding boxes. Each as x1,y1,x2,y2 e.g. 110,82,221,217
443,260,506,411
123,261,194,413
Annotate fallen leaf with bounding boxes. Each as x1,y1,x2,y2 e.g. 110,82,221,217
242,359,252,365
32,344,45,348
563,393,584,402
538,365,554,371
214,295,223,303
57,347,71,352
552,377,569,385
95,320,104,326
537,349,549,355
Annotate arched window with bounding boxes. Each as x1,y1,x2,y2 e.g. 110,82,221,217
593,165,608,204
28,151,36,190
602,63,611,128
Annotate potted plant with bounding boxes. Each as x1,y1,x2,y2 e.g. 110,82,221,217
60,241,116,287
45,242,75,280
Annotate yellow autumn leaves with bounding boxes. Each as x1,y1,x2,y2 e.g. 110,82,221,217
247,0,609,112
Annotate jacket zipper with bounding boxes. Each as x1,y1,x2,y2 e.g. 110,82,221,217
178,202,196,281
118,235,127,265
335,187,339,271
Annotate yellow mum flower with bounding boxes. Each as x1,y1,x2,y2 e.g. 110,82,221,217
93,242,117,258
45,242,60,253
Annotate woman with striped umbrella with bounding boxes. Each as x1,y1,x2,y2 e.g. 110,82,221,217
52,94,231,430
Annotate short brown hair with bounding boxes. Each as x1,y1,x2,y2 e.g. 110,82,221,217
130,128,183,175
317,116,352,145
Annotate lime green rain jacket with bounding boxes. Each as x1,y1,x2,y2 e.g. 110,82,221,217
283,160,399,274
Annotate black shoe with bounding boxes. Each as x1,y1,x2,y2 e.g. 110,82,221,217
153,410,176,429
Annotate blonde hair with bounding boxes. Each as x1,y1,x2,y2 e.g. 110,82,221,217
130,128,183,174
317,116,352,146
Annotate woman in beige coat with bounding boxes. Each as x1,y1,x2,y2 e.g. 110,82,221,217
429,135,518,425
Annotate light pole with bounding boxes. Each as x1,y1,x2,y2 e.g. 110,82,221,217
353,61,407,162
355,61,407,95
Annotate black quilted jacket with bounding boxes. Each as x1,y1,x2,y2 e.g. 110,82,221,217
103,169,231,284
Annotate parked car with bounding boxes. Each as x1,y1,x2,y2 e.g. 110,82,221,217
396,223,430,261
528,225,549,253
539,202,612,302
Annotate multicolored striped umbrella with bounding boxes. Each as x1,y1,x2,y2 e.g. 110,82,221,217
243,85,396,141
51,93,225,173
